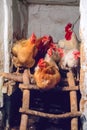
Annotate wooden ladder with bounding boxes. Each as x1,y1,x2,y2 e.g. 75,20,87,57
19,69,81,130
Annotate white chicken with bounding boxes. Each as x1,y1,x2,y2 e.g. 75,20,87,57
58,23,80,80
59,49,80,70
44,43,64,69
58,23,80,51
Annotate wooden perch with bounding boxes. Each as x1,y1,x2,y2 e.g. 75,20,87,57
19,108,82,119
19,83,79,91
19,83,39,90
0,72,79,92
0,71,35,83
0,72,23,82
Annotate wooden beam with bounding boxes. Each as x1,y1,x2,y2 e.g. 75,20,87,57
24,0,79,6
19,108,82,119
19,83,79,91
0,72,23,82
1,72,79,91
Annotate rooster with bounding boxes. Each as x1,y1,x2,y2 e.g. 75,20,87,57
58,23,80,80
34,58,61,90
58,23,80,51
12,33,38,70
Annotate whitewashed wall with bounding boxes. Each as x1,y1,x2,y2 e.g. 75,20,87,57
0,0,5,72
0,0,13,73
28,4,80,42
0,0,13,127
80,0,87,130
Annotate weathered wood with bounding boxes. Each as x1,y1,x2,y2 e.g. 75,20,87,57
19,83,79,91
67,71,78,130
1,72,79,91
1,69,80,130
19,108,81,119
24,0,79,6
19,83,39,90
19,70,30,130
0,72,23,82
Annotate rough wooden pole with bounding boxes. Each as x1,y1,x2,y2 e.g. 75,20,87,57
67,71,78,130
20,108,81,119
19,70,30,130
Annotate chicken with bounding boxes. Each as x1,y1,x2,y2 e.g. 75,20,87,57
12,33,38,69
35,35,53,62
36,35,53,51
34,58,61,90
59,49,80,70
58,23,80,51
44,43,64,69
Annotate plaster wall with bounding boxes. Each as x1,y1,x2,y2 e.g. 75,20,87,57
28,4,80,42
0,0,5,72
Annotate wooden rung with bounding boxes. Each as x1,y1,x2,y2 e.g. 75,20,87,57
60,86,79,91
19,84,39,90
1,72,23,82
19,83,79,91
19,108,81,119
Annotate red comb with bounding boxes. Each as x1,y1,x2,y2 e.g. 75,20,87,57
30,33,37,43
65,23,73,40
50,43,57,50
42,36,48,42
42,35,53,43
65,31,72,40
57,48,64,57
47,48,53,56
65,23,72,32
73,50,80,59
38,58,47,68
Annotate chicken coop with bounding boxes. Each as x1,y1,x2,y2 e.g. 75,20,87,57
0,0,87,130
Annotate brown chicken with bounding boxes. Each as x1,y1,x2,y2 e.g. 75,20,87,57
34,58,61,90
35,35,53,62
12,33,38,69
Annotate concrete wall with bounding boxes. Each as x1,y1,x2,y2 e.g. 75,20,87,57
28,4,80,42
